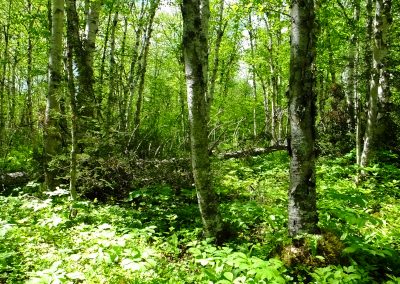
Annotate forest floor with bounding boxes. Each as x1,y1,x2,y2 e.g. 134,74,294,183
1,151,400,283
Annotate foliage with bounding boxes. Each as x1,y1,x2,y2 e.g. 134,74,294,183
1,151,400,283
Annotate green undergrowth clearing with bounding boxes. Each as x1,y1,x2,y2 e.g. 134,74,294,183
1,151,399,283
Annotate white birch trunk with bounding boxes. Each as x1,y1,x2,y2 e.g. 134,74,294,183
288,0,318,237
360,0,392,168
44,0,64,190
182,0,223,240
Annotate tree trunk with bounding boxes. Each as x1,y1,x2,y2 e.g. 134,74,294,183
341,0,360,132
0,20,10,148
356,0,374,166
208,0,225,117
66,0,100,123
105,10,119,134
360,0,392,168
44,0,64,190
181,0,223,239
125,3,145,132
248,13,258,139
133,0,159,132
25,0,34,131
288,0,318,237
66,25,78,202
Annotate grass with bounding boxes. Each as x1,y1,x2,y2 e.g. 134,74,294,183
1,151,399,283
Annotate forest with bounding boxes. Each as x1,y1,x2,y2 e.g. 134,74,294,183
0,0,399,282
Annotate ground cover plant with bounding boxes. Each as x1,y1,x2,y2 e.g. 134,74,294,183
1,151,399,283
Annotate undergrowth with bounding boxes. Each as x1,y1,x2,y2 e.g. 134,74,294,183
1,151,399,283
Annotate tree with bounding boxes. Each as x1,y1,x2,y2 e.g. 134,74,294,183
287,0,318,237
66,0,101,127
181,0,223,239
44,0,64,190
360,0,392,168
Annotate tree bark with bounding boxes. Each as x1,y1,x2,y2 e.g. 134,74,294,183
105,10,119,134
208,0,225,118
360,0,392,168
125,2,146,132
133,0,159,132
0,20,10,148
66,0,101,123
25,0,34,131
248,13,258,139
288,0,318,237
66,25,78,202
182,0,223,239
44,0,64,190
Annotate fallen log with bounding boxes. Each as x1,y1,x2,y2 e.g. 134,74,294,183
216,145,287,159
0,172,29,191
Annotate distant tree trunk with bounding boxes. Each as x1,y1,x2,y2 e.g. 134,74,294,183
9,46,18,129
25,0,34,132
341,0,360,132
133,0,159,132
264,15,281,144
0,20,10,147
360,0,392,168
125,3,145,132
248,13,258,139
44,0,64,190
208,0,225,118
182,0,223,239
66,0,100,124
98,5,113,92
105,10,119,135
356,0,373,166
288,0,318,237
257,73,270,137
66,26,77,202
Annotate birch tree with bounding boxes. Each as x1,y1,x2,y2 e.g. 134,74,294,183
360,0,392,168
288,0,318,236
181,0,223,239
44,0,64,190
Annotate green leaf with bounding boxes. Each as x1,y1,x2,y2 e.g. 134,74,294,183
224,271,234,281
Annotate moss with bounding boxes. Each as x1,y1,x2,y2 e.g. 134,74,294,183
280,231,345,268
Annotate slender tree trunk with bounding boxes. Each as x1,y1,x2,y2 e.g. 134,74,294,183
125,4,145,132
356,0,374,166
105,10,119,134
9,46,18,129
208,0,225,117
0,23,10,147
182,0,223,240
99,5,113,92
248,13,258,139
44,0,64,190
66,0,100,123
118,16,129,130
288,0,318,237
360,0,392,168
342,1,360,131
25,0,34,131
133,0,159,132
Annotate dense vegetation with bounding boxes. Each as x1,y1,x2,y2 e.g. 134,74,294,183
1,0,400,282
1,152,400,283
